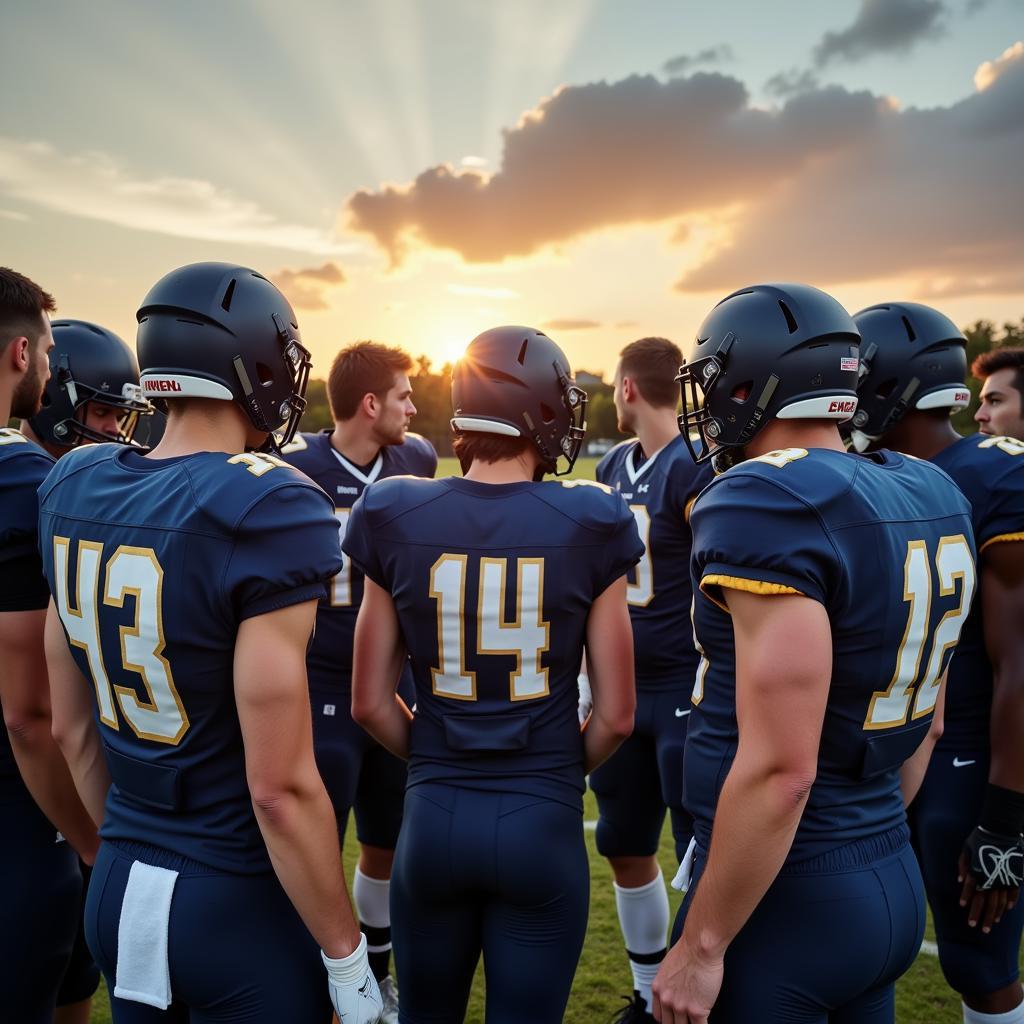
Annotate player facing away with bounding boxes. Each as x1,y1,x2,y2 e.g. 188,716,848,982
282,340,437,1022
853,302,1024,1024
590,337,713,1024
0,269,103,1024
345,326,641,1024
39,262,382,1024
652,284,978,1024
22,317,152,1024
973,347,1024,441
22,318,153,457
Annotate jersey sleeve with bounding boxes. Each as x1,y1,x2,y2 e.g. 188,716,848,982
597,494,645,594
978,460,1024,553
416,436,439,479
1,447,54,563
0,552,50,611
225,484,343,621
690,471,837,611
341,489,387,588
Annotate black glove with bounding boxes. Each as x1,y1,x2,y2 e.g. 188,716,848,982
962,826,1024,891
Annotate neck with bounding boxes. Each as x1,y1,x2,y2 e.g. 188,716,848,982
148,403,250,458
330,419,381,466
0,381,13,427
880,413,961,461
631,407,680,460
464,452,539,483
746,419,846,459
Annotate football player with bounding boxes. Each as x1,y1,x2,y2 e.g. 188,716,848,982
39,263,381,1023
589,337,713,1024
345,326,641,1024
21,319,152,457
282,340,437,1021
653,284,976,1023
0,269,101,1024
973,347,1024,441
852,302,1024,1024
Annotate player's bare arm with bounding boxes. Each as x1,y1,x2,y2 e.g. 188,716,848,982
0,604,99,862
234,598,362,959
582,575,635,773
45,600,111,831
959,541,1024,932
901,670,947,807
652,589,831,1024
351,577,413,760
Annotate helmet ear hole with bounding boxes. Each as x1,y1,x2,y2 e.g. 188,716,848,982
730,380,753,403
539,402,556,424
255,362,275,386
875,377,898,399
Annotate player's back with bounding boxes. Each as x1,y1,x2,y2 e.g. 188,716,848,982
38,444,341,873
281,429,437,690
687,447,976,862
597,435,713,687
930,433,1024,749
0,428,55,807
343,475,643,810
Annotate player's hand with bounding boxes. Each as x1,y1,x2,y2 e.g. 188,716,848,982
577,672,593,726
958,826,1024,933
651,936,723,1024
322,934,383,1023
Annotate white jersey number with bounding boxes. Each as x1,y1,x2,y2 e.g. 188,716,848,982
331,508,352,607
864,534,975,730
626,505,654,607
430,554,550,702
53,537,189,744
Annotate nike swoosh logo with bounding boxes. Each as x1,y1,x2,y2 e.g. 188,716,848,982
675,708,691,718
952,757,977,768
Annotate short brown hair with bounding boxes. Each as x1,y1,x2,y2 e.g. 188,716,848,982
619,336,682,409
0,267,56,352
327,341,413,420
452,431,532,472
972,346,1024,405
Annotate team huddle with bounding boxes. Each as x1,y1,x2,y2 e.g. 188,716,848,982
1,262,1023,1024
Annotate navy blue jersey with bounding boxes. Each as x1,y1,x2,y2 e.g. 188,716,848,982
280,430,437,692
38,444,342,873
931,434,1024,749
0,428,55,806
342,476,644,810
686,447,976,863
597,436,713,689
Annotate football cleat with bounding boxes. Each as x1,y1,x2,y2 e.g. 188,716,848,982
608,991,655,1024
378,974,400,1024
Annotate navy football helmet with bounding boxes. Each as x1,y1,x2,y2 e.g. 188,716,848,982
136,263,311,452
28,319,151,447
451,326,587,473
849,302,969,451
678,283,861,471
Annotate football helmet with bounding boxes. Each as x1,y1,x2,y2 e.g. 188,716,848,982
136,262,311,452
677,283,861,471
849,302,969,451
28,319,151,447
450,325,587,473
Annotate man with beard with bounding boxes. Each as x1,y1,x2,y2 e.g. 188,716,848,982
0,267,100,1023
282,341,437,1023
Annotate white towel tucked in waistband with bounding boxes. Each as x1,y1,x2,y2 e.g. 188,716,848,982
671,836,698,894
114,860,179,1009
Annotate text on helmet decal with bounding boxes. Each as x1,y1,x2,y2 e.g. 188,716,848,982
144,378,182,393
840,357,859,372
828,399,857,414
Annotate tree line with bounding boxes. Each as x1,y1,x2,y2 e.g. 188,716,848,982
298,318,1024,453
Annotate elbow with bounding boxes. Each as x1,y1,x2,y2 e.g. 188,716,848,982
350,689,375,731
249,780,301,831
768,765,817,811
5,706,50,750
927,714,944,745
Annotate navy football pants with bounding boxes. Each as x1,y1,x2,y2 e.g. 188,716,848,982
0,798,81,1024
310,674,412,848
391,784,590,1024
57,860,102,1005
671,827,924,1022
591,687,693,862
910,745,1024,998
86,840,331,1023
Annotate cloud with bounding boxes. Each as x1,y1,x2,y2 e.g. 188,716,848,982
271,262,346,311
460,156,489,168
447,283,519,299
0,208,28,222
345,45,1024,303
542,318,602,331
663,46,734,76
813,0,947,67
975,40,1024,89
0,138,356,256
764,68,821,98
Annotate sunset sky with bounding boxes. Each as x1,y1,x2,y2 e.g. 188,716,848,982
2,0,1022,379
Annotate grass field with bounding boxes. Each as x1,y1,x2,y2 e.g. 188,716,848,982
85,451,996,1021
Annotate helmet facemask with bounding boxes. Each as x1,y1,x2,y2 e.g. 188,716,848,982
48,355,153,447
251,313,312,455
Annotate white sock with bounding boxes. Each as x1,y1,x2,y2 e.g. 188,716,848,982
614,869,669,1014
963,1000,1024,1024
354,867,391,930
